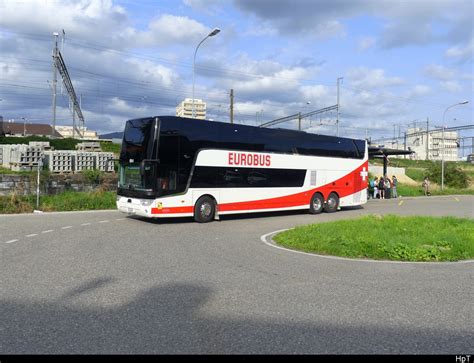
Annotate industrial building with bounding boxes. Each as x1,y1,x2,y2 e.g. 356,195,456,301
176,98,207,119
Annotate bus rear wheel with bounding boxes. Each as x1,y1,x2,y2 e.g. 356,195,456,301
309,193,324,214
324,192,339,213
194,196,215,223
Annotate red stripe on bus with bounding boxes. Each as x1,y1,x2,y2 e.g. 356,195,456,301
219,161,368,212
151,206,194,214
151,161,368,215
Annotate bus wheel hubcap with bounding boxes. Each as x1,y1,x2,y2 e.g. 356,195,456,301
201,203,212,217
313,199,321,210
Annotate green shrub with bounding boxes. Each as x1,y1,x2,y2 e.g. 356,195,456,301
99,141,120,154
427,162,470,189
82,169,104,184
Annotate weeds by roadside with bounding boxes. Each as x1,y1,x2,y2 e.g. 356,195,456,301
0,190,116,214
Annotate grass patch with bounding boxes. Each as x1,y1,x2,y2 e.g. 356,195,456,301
0,191,117,213
405,168,426,182
99,141,120,154
396,183,474,197
273,215,474,262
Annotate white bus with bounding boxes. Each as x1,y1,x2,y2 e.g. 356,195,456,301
116,116,368,222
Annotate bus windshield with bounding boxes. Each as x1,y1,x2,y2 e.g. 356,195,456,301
119,118,155,163
119,161,178,196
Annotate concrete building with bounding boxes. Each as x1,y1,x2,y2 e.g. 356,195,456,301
176,98,206,119
55,126,99,140
406,127,459,161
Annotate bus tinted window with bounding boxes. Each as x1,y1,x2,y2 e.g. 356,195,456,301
191,166,306,188
250,128,301,154
297,133,360,158
120,118,154,161
215,124,252,150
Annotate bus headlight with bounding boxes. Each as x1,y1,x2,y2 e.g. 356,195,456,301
140,199,154,206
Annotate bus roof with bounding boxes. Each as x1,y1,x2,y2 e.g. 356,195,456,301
128,115,366,143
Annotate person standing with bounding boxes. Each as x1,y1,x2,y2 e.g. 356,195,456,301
422,177,431,196
378,176,385,199
392,175,398,198
373,177,379,199
384,175,392,199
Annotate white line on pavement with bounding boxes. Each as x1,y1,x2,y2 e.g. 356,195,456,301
26,234,38,238
5,239,18,244
42,230,54,233
81,223,91,226
98,220,109,223
61,226,73,229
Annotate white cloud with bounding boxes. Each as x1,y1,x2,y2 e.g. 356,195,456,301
0,0,129,48
347,67,404,89
357,37,376,52
242,22,278,37
440,80,462,93
407,85,432,97
126,59,178,87
445,38,474,63
135,15,210,47
300,85,333,107
423,64,456,81
183,0,226,14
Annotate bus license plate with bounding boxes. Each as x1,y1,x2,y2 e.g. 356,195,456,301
127,207,135,214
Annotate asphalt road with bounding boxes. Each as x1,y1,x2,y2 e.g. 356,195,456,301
1,195,473,354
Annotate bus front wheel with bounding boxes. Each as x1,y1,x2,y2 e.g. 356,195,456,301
324,192,339,213
309,193,324,214
194,196,215,223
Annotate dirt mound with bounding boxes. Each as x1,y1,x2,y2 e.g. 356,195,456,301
393,174,418,185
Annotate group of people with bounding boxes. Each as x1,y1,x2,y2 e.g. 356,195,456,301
368,175,398,200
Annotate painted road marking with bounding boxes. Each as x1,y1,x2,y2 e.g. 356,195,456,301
4,218,124,246
398,200,404,206
454,197,460,202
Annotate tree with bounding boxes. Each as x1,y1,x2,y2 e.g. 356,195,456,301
427,162,470,189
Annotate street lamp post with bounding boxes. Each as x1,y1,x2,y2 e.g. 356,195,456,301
192,27,220,118
21,117,27,136
440,100,469,190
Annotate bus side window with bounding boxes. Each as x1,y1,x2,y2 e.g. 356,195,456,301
248,171,267,186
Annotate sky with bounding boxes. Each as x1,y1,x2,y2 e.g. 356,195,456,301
0,0,472,145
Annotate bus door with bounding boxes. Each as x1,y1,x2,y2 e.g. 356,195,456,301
353,169,362,203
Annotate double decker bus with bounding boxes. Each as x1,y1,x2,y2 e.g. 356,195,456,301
116,116,368,222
